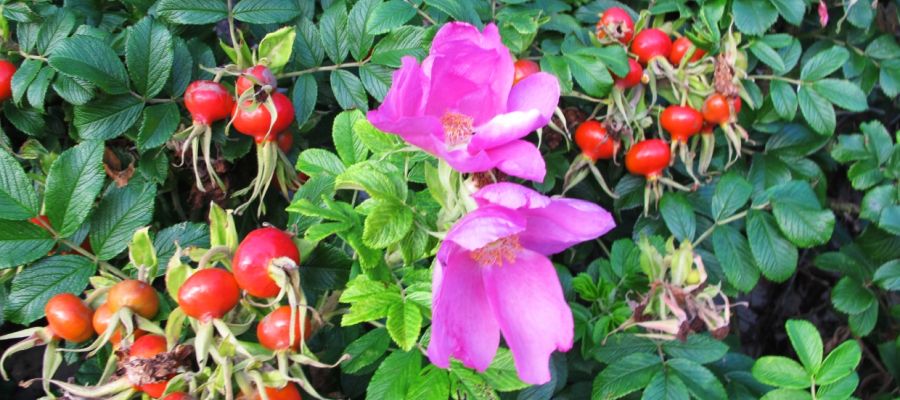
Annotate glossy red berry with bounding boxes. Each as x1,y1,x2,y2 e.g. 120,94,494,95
129,335,170,398
625,139,671,178
162,393,194,400
574,121,617,161
232,92,296,142
596,7,634,44
107,280,159,320
236,65,277,97
257,306,313,351
184,81,235,125
0,60,16,102
232,227,300,298
277,131,294,153
669,37,705,65
45,293,94,343
252,383,302,400
613,58,643,89
631,29,672,65
661,105,703,142
178,268,241,322
93,302,145,346
512,59,540,85
702,93,740,124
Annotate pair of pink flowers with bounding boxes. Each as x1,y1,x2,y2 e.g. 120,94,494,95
368,22,615,384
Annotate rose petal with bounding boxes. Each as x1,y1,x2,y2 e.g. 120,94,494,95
482,248,573,384
473,182,551,210
468,73,560,152
519,198,616,255
427,246,500,372
485,140,546,182
443,206,526,252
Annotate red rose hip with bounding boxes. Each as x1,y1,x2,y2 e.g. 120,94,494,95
232,227,300,298
625,139,671,178
178,268,241,321
631,29,672,65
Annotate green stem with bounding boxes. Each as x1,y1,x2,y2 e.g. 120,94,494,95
32,219,129,279
226,0,244,67
277,59,369,78
748,74,804,86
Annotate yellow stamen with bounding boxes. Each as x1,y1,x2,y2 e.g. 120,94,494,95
470,235,521,267
441,112,474,147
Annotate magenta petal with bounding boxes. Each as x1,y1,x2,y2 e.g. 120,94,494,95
473,182,551,210
368,56,428,120
519,197,616,255
482,248,573,384
444,207,526,251
427,246,500,371
485,140,546,182
468,73,561,152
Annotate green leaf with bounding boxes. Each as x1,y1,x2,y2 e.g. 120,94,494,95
752,356,810,389
36,10,77,55
864,35,900,60
482,348,528,392
340,276,402,325
732,0,778,36
167,38,193,97
360,64,392,101
667,358,728,400
296,148,345,176
348,0,378,61
366,350,421,400
154,222,209,275
370,26,427,68
0,220,55,268
3,255,95,325
642,370,689,400
801,47,850,81
320,2,350,64
74,95,144,140
258,27,295,74
332,110,369,166
879,205,900,235
861,120,892,165
11,58,41,105
26,66,54,111
746,210,797,282
89,181,157,260
450,361,499,400
750,40,785,71
330,69,368,112
816,372,858,400
873,260,900,291
848,303,877,337
660,192,696,242
565,53,613,98
426,0,481,26
44,141,105,237
769,80,798,122
407,365,450,400
386,300,422,351
768,181,835,248
363,200,414,248
798,85,835,135
810,79,867,112
0,148,39,220
48,36,129,95
336,162,406,200
342,328,391,374
711,225,759,292
541,55,573,93
291,74,318,127
126,17,174,98
137,103,180,152
157,0,227,24
592,353,662,400
815,341,861,385
761,389,813,400
831,277,875,314
711,172,752,221
367,0,417,35
52,73,94,106
770,0,805,25
661,334,729,364
292,19,325,69
785,319,823,375
232,0,299,23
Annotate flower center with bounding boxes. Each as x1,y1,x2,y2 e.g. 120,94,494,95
470,235,521,267
441,112,474,147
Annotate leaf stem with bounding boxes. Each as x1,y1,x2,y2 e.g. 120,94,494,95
405,0,437,25
226,0,244,67
749,74,804,86
32,218,129,280
18,51,47,62
277,59,369,79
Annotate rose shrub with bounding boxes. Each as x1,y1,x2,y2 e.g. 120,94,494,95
0,0,897,399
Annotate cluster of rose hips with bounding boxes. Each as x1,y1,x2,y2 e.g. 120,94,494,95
564,7,744,213
1,226,310,399
182,64,299,215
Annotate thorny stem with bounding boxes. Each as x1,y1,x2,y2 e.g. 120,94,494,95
277,58,370,78
32,218,129,280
